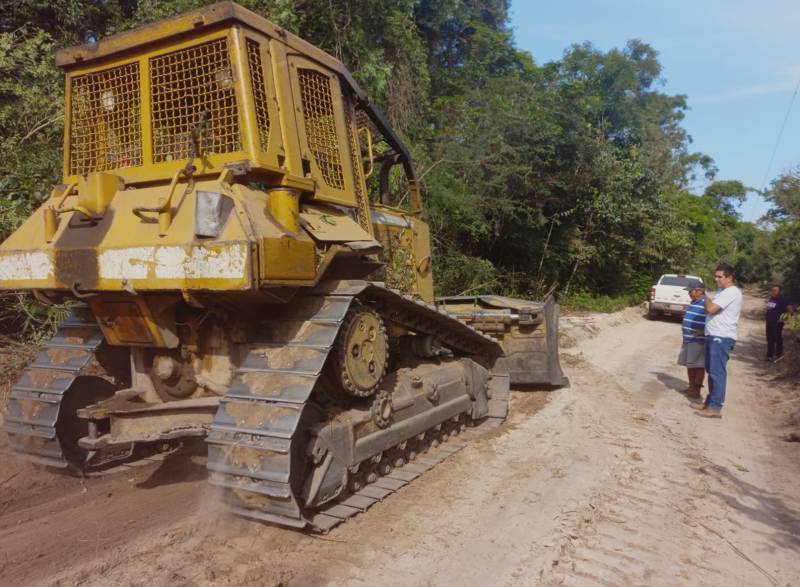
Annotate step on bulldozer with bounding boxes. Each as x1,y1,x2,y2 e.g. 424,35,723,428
0,2,563,531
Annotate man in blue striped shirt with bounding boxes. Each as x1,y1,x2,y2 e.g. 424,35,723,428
677,281,707,400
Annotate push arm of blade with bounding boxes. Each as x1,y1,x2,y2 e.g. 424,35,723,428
54,181,78,209
56,204,95,221
132,168,184,221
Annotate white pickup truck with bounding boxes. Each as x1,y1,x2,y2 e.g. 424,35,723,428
648,274,704,318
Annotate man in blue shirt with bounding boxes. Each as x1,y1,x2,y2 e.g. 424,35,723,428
677,281,706,401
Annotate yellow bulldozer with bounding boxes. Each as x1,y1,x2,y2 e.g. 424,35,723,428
0,2,563,530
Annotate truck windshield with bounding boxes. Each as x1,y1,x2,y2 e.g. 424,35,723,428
659,276,696,287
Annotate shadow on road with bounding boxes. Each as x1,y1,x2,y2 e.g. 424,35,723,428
652,371,688,393
700,460,800,552
136,440,208,489
646,313,683,324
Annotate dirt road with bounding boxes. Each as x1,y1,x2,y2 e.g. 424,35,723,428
1,293,798,586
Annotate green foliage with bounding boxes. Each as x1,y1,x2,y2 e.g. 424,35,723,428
625,272,656,300
0,292,71,343
0,27,63,238
760,168,800,299
703,180,747,218
560,291,643,313
432,250,499,297
0,292,71,386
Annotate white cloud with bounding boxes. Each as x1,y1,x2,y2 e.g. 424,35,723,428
717,0,800,40
692,78,799,105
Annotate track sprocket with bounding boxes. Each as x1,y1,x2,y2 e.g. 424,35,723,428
330,305,388,398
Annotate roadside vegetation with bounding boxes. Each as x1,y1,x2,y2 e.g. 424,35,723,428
1,0,798,327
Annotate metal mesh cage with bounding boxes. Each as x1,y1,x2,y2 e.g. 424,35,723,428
246,39,271,152
150,38,242,163
345,101,371,231
69,62,143,175
297,68,344,189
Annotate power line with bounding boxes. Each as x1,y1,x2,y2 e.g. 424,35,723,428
761,76,800,191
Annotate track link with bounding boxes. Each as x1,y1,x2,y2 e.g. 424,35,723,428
206,288,355,527
3,305,104,469
308,410,497,532
206,280,506,530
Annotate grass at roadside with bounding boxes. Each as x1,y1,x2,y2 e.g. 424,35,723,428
560,291,645,313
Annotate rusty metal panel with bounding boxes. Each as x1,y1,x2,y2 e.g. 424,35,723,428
207,443,291,482
273,295,354,322
4,397,62,429
206,427,291,453
227,371,318,404
225,492,302,519
260,320,340,348
29,347,93,373
47,322,102,349
215,398,303,438
208,471,292,499
12,368,75,395
239,344,329,375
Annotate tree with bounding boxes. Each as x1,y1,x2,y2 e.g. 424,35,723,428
762,167,800,297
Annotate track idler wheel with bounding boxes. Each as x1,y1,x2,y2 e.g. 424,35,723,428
330,305,388,398
371,391,394,428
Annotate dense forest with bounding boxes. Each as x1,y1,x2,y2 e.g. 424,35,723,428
1,0,798,309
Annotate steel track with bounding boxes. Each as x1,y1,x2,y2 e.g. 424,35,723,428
3,305,105,469
206,280,508,531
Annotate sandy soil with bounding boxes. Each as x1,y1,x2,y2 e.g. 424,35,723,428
0,293,798,586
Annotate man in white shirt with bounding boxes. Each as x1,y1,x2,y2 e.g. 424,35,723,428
693,263,742,418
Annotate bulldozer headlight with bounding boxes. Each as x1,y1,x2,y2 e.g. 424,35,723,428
101,90,116,112
214,67,234,91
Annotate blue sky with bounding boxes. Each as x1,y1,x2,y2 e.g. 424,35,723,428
510,0,800,222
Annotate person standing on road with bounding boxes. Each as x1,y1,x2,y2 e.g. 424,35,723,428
765,285,791,361
677,281,707,401
693,264,742,418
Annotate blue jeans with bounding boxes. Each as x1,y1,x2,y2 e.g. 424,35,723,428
705,336,735,410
